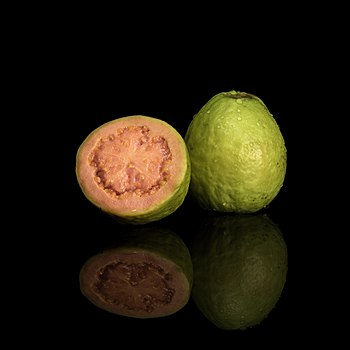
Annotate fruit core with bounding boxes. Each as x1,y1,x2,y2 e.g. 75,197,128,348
94,259,175,312
88,125,172,199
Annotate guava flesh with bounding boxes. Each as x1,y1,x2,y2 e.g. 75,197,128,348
89,125,172,199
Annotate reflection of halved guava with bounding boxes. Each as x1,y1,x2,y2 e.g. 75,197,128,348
185,90,287,213
190,214,288,330
79,226,193,318
76,115,191,224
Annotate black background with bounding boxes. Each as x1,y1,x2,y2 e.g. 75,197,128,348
24,13,341,346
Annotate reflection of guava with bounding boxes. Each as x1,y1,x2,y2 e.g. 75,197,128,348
185,90,287,213
76,115,191,224
80,227,193,318
190,214,288,330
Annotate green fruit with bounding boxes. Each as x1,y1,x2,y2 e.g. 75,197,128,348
76,115,191,224
190,214,288,330
185,90,287,213
79,226,193,318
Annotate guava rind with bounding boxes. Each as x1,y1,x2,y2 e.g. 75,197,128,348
185,90,287,213
76,115,191,224
79,226,193,318
190,214,288,330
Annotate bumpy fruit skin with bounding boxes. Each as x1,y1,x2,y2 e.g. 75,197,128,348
185,90,287,213
79,226,193,318
190,214,288,330
76,115,191,224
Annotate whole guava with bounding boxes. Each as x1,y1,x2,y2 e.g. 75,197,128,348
185,90,287,213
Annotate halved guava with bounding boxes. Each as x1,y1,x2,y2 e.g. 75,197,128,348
76,115,191,224
185,90,287,213
190,214,288,330
79,226,193,318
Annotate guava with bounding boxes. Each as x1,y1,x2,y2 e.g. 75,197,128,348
76,115,191,224
79,226,193,318
190,214,288,330
185,90,287,213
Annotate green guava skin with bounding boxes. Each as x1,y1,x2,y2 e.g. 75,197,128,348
185,90,287,213
190,214,288,330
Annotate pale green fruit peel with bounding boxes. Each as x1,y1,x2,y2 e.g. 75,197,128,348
185,90,287,213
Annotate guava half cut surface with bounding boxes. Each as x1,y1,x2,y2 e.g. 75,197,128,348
76,115,191,224
79,227,193,318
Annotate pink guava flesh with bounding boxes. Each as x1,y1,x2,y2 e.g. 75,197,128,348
89,125,172,199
